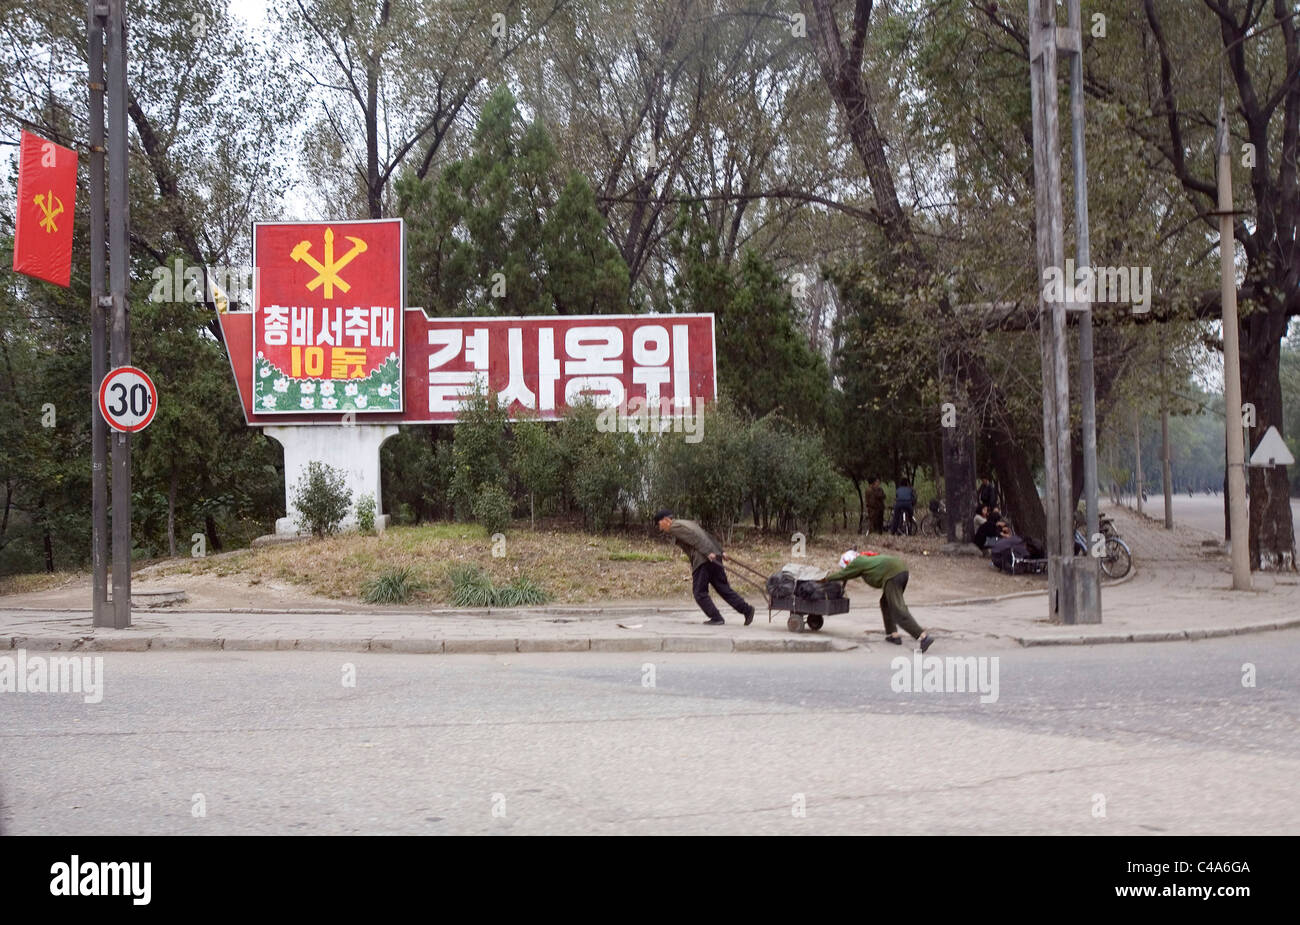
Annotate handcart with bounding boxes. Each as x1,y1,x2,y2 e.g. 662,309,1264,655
721,555,851,634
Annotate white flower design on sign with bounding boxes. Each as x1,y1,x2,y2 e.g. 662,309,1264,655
273,378,289,393
345,383,359,397
322,397,337,410
261,395,276,409
300,381,316,394
320,381,335,396
355,395,368,409
378,383,392,397
300,396,315,410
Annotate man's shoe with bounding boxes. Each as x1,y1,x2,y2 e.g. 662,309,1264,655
884,634,903,645
703,617,725,625
919,633,936,653
743,605,755,626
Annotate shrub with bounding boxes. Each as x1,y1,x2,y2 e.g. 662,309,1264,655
449,388,510,519
449,564,495,607
356,493,377,533
511,418,563,525
292,461,353,537
493,576,550,606
360,566,424,604
448,564,551,607
471,482,512,535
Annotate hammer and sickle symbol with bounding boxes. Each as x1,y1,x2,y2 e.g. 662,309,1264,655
34,191,64,233
289,227,367,298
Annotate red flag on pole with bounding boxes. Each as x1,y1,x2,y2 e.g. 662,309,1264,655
12,130,78,287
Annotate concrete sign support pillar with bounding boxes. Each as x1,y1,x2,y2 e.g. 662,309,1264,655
265,425,398,534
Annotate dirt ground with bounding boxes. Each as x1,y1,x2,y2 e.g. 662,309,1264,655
0,521,1040,611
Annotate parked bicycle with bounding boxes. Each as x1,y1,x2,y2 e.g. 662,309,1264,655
918,498,945,537
1072,514,1132,579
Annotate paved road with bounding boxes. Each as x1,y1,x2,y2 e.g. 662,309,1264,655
2,631,1297,835
1125,493,1300,540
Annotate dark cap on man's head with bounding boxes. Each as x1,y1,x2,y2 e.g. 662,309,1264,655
653,509,673,524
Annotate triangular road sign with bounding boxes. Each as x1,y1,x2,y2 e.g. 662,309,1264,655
1249,426,1295,467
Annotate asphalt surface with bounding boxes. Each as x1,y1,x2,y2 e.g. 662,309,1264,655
1135,493,1300,540
2,630,1297,835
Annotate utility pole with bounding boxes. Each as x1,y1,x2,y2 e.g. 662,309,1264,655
1160,346,1173,529
87,1,109,626
1134,411,1143,517
1029,0,1092,623
107,0,132,626
1217,99,1252,590
1065,0,1100,620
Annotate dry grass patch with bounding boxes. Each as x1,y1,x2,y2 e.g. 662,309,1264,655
142,521,1039,605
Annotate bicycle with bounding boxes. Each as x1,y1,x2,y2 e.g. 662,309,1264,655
1072,516,1133,580
888,503,918,536
918,498,945,537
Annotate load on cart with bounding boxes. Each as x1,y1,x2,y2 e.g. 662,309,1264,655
765,563,850,633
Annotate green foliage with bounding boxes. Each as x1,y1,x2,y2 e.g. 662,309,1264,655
448,564,550,607
449,565,496,607
381,426,454,522
669,211,831,426
471,482,513,535
292,462,353,538
356,493,377,534
449,388,510,518
399,86,629,317
511,418,564,521
652,401,751,537
557,403,648,531
360,565,424,604
493,576,550,606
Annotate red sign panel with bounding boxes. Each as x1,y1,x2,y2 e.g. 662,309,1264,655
219,310,716,425
252,219,403,413
12,131,77,287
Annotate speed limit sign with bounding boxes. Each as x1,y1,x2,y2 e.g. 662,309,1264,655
98,366,158,433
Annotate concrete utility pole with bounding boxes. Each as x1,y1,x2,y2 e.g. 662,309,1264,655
1028,0,1096,623
1161,346,1173,529
96,0,133,626
1217,99,1252,590
1134,411,1143,517
1065,0,1101,619
87,0,109,626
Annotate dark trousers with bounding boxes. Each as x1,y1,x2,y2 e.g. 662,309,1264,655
693,561,749,621
889,504,914,534
867,507,884,533
879,571,924,640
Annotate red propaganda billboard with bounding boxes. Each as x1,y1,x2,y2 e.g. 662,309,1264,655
12,130,77,287
414,314,715,421
219,310,716,425
252,219,403,414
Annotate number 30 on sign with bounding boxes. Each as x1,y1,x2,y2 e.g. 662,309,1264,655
98,366,158,432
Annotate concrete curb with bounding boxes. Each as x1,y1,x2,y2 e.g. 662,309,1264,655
929,562,1138,607
1013,616,1300,647
0,633,838,655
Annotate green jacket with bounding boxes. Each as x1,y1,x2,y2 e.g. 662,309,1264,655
825,553,907,589
667,519,723,572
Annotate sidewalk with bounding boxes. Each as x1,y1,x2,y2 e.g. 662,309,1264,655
3,506,1296,654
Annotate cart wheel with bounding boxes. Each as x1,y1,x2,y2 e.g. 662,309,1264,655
786,615,804,633
805,614,824,632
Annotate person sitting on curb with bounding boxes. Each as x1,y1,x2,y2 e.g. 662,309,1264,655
825,549,935,651
654,510,755,626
